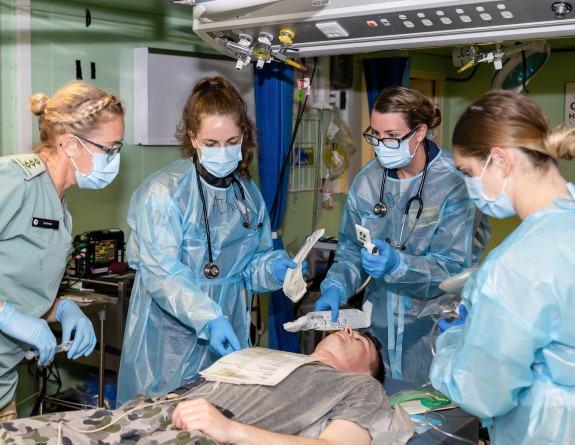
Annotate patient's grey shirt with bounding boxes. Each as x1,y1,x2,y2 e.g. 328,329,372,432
0,363,391,444
176,363,391,438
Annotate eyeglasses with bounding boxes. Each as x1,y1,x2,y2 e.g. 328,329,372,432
363,125,420,149
74,134,123,161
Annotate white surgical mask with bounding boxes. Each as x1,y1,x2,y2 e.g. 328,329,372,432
197,140,243,178
464,155,517,218
374,131,420,169
72,137,120,189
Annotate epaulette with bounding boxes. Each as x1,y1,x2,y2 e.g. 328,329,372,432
12,153,46,180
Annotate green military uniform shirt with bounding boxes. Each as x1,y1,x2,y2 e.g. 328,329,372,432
0,154,72,409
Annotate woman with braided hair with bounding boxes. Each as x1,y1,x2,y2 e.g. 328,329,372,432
0,82,125,420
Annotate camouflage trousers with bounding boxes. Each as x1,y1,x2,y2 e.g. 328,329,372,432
0,390,221,444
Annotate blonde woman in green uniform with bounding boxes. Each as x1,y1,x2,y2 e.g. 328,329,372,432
0,83,125,420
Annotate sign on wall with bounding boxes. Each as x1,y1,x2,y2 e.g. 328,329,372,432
565,82,575,126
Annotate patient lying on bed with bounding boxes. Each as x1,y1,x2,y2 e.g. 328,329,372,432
0,327,413,444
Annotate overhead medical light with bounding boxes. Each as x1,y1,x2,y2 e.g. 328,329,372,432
452,40,550,93
491,41,550,92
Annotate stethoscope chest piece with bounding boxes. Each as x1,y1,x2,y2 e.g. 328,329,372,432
373,202,387,217
204,263,219,279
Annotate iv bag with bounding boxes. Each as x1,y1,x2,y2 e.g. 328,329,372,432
323,142,348,178
324,105,355,178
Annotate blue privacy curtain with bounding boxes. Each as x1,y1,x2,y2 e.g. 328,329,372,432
254,62,300,352
363,57,411,112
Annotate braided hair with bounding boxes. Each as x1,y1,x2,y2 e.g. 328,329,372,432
29,83,124,153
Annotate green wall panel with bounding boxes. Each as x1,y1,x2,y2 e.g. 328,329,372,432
0,0,18,156
25,0,215,237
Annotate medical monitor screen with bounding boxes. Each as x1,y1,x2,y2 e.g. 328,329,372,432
94,239,118,265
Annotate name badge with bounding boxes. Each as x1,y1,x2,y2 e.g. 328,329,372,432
32,217,60,230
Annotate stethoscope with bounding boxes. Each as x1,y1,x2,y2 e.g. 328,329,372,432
374,139,430,250
355,141,430,296
195,163,262,279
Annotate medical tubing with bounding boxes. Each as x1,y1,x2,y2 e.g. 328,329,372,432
232,177,250,226
57,381,222,445
392,215,418,250
354,276,372,295
445,64,480,82
375,167,388,214
268,57,318,222
311,107,324,232
429,313,459,356
413,143,429,216
423,407,476,445
231,177,262,230
382,142,430,250
66,243,88,288
269,60,316,219
521,49,529,93
30,366,47,417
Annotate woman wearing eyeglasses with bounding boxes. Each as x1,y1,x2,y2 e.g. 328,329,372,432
316,86,490,385
0,82,124,420
116,76,300,405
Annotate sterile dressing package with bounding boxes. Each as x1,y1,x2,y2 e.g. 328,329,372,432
283,300,373,332
283,228,325,303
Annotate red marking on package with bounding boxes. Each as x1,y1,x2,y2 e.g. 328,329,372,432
297,78,310,89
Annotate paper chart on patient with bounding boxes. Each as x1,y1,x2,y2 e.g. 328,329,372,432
200,347,320,386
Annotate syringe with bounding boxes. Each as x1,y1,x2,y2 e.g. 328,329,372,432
25,341,73,360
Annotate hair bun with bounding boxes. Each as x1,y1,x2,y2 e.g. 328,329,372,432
29,93,48,116
430,106,443,129
545,124,575,160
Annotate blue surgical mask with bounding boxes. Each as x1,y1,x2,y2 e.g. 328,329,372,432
464,155,516,218
197,140,243,178
374,132,419,169
72,137,120,189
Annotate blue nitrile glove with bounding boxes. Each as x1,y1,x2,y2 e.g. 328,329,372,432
57,299,97,360
208,316,241,357
314,286,342,323
271,258,306,282
361,238,400,279
438,304,468,335
0,302,57,365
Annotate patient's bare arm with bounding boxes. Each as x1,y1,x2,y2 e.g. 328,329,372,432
172,398,372,445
